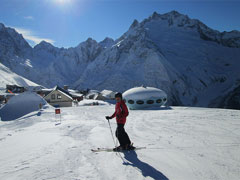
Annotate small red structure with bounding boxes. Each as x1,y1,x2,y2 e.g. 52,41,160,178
55,108,61,114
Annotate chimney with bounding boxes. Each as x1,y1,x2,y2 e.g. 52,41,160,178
64,85,68,91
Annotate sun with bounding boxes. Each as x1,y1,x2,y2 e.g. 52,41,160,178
54,0,73,5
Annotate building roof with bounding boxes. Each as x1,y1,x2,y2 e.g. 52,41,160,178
54,86,72,97
69,92,84,97
44,86,73,101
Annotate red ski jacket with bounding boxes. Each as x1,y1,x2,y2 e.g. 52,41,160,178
111,100,129,124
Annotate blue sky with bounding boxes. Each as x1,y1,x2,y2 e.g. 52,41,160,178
0,0,239,48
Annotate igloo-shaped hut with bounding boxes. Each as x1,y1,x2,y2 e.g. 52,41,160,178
123,86,167,110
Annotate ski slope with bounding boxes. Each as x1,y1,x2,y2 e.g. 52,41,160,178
0,63,39,89
0,103,239,180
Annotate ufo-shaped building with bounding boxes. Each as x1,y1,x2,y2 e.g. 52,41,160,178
123,86,167,110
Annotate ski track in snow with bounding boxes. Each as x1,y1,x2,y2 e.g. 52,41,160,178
0,105,240,180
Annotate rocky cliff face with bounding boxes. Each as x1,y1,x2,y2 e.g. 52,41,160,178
0,11,240,109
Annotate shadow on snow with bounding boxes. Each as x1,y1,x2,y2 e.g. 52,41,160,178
123,151,169,180
131,106,173,111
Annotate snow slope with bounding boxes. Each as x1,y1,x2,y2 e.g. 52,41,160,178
0,63,39,89
0,104,239,180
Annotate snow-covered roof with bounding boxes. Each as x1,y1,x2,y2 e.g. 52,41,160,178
101,89,116,98
62,91,72,100
89,90,100,94
0,92,47,121
0,89,6,95
26,86,45,91
41,88,54,92
44,86,73,100
86,92,98,99
123,86,167,100
0,93,15,96
54,86,73,99
69,92,83,97
101,89,115,95
68,89,78,93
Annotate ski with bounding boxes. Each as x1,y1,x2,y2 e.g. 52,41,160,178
91,147,146,152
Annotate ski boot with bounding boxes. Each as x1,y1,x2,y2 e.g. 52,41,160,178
125,143,136,150
113,146,123,152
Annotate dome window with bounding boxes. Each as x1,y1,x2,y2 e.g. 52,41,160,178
128,100,134,104
147,100,154,104
136,100,144,105
156,99,162,103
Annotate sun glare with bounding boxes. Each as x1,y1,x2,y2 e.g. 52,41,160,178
54,0,73,5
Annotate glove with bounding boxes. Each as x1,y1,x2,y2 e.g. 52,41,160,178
105,116,111,120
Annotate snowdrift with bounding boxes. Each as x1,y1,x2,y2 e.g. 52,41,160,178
0,92,47,121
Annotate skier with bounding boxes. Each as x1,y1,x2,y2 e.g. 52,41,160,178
106,92,134,151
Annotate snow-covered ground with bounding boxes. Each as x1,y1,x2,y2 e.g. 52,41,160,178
0,104,239,180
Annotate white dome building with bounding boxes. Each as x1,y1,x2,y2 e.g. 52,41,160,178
123,86,167,110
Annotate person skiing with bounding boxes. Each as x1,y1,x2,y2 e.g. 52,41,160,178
106,92,134,151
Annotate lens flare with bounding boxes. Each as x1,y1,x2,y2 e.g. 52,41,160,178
54,0,73,5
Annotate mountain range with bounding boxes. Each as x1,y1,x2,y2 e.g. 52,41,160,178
0,10,240,109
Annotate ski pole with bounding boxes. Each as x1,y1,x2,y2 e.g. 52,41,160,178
107,119,117,148
107,119,127,164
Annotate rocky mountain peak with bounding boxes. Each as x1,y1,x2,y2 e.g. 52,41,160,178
166,10,182,17
138,11,240,48
130,19,139,29
86,37,95,43
0,23,5,30
77,37,99,48
0,22,32,57
34,40,55,50
99,37,114,48
101,37,114,42
145,10,191,27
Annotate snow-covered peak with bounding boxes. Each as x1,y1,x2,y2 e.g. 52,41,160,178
141,10,192,29
34,40,56,50
5,26,31,48
0,23,32,57
118,11,192,43
151,10,184,20
220,30,240,47
75,37,102,62
99,37,114,48
32,40,60,66
76,38,101,51
135,10,240,48
77,38,98,47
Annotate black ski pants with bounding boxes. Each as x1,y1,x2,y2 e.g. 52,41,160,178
115,124,131,147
